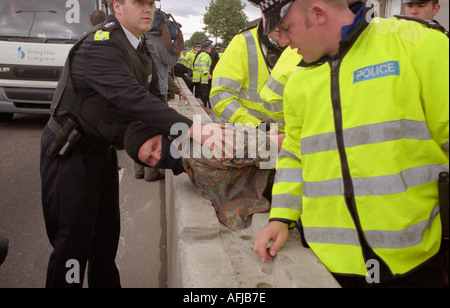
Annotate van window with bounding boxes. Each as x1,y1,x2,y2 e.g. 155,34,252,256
0,0,98,41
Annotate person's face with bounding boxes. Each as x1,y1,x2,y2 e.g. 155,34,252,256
277,1,329,63
138,135,163,167
404,2,440,21
268,28,282,45
114,0,155,38
261,11,282,45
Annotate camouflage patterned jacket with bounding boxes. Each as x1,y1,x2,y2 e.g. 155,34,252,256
178,126,277,231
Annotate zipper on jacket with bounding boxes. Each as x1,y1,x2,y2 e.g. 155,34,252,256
329,59,393,281
330,60,355,200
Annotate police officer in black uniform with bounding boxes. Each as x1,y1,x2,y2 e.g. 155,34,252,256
40,0,226,288
399,0,449,37
0,233,8,266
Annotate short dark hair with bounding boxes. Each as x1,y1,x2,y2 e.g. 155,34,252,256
107,0,155,16
90,10,107,26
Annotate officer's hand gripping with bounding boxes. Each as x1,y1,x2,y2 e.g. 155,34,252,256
253,221,289,262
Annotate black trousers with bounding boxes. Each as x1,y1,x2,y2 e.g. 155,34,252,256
40,125,121,288
194,83,211,107
0,233,8,266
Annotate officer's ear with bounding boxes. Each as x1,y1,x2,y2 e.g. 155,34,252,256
310,3,328,26
432,4,441,17
112,0,123,16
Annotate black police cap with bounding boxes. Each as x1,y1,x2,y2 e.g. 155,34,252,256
248,0,294,35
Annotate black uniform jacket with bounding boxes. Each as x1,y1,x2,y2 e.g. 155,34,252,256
68,15,193,139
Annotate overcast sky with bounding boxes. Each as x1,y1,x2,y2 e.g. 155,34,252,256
156,0,261,40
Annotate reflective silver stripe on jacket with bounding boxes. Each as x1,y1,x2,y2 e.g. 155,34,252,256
210,77,264,118
263,75,285,113
301,120,432,155
295,119,448,197
272,148,303,211
275,167,303,183
243,30,260,98
271,194,303,211
210,30,264,121
303,164,449,198
265,75,285,97
304,206,440,249
273,119,449,207
278,147,299,161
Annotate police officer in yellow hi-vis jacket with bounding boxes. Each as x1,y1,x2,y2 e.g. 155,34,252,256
259,46,302,132
210,10,285,130
251,0,449,288
192,41,213,106
185,43,201,71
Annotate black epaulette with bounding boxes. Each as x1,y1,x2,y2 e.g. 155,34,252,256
92,21,122,42
395,15,449,38
100,21,119,31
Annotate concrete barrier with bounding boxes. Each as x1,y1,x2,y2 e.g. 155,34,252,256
164,79,341,288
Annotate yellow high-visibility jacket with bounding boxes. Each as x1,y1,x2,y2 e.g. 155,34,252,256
184,49,197,70
272,16,449,278
192,52,211,85
210,25,282,128
259,47,303,132
177,52,186,66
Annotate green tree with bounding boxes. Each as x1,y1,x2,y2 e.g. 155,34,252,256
203,0,248,45
185,31,210,48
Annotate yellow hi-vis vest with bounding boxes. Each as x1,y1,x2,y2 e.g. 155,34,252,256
177,52,186,66
259,47,303,132
185,49,197,70
210,26,284,128
272,17,449,277
192,52,211,85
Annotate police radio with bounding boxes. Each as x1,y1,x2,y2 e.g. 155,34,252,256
46,118,82,159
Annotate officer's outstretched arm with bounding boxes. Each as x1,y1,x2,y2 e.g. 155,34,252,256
188,123,237,159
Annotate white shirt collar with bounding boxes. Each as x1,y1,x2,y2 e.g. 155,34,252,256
121,25,141,49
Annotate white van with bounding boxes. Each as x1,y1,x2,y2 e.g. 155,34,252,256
0,0,108,121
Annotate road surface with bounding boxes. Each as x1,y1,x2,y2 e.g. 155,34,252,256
0,113,167,288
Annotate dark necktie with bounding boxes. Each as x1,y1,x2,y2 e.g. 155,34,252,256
137,42,144,54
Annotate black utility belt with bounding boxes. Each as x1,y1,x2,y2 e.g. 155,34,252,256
46,117,112,158
46,116,82,158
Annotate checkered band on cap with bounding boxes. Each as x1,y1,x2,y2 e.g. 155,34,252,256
249,0,293,16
